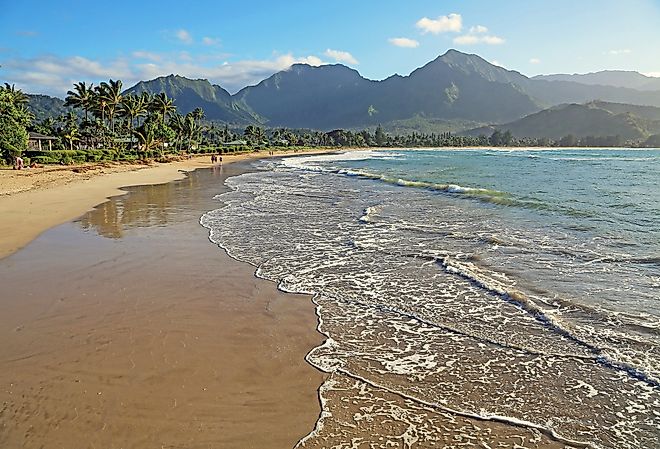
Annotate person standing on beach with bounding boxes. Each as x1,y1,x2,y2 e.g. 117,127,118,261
14,156,24,170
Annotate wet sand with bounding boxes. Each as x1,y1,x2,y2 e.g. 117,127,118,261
0,163,324,448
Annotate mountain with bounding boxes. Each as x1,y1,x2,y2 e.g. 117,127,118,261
27,50,660,133
231,50,660,129
27,94,74,121
233,50,543,129
233,64,376,129
464,102,660,140
125,75,258,124
533,71,660,91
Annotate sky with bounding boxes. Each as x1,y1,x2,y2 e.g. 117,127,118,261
1,0,659,97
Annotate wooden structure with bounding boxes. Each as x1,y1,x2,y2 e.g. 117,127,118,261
28,132,58,151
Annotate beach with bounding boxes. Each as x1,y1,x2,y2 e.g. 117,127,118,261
2,147,659,448
0,158,325,448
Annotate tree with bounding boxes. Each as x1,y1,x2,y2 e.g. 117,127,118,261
374,125,386,146
98,79,122,132
150,93,176,123
119,94,148,136
0,86,31,163
489,130,503,146
64,81,94,121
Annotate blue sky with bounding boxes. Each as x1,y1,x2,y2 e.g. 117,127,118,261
2,0,659,96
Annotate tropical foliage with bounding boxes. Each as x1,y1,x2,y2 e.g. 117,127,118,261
0,83,33,163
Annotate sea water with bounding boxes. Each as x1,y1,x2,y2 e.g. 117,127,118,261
201,148,660,448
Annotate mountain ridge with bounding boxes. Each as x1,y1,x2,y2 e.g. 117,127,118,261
25,50,660,135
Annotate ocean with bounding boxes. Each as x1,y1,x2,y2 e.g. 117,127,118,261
201,148,660,448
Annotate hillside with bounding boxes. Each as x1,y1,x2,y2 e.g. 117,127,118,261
125,75,258,124
26,50,660,132
464,102,660,140
26,94,74,121
533,71,660,91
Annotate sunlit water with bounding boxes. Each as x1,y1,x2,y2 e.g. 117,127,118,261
201,148,660,448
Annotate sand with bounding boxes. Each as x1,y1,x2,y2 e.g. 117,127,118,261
0,149,337,259
0,162,325,448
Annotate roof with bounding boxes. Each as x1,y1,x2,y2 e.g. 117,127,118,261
28,132,58,140
222,140,248,145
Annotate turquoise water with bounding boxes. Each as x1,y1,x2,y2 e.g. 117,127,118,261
328,148,660,317
202,148,660,448
334,148,660,254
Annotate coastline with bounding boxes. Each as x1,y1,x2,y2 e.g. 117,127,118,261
0,162,325,448
0,148,340,260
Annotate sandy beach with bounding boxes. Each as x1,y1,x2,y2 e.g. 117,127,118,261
0,159,325,448
0,149,339,259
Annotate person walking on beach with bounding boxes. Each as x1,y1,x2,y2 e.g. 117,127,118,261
219,156,223,165
211,154,216,164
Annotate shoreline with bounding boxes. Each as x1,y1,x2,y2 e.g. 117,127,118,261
0,148,342,260
0,162,325,448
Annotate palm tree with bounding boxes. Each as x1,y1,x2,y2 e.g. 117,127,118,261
92,84,108,124
64,81,94,121
150,92,175,123
191,107,205,144
99,79,122,133
184,113,200,150
169,112,187,152
3,83,28,106
119,94,147,136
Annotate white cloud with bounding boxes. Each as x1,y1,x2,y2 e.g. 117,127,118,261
644,72,660,78
2,52,327,96
202,37,220,46
175,29,193,44
324,49,359,65
607,49,631,55
416,13,462,34
453,33,504,45
490,60,503,67
469,25,488,34
529,58,541,64
388,37,420,48
132,51,162,62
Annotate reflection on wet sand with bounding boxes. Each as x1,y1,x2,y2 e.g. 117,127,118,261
77,166,224,238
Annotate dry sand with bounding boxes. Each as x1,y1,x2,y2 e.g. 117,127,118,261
0,160,325,448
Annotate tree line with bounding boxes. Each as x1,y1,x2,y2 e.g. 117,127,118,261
1,78,656,166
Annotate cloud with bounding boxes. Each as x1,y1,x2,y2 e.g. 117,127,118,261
644,72,660,78
175,29,193,44
469,25,488,34
132,51,162,62
388,37,420,48
490,60,503,67
453,33,504,45
607,49,631,55
1,52,327,96
202,37,220,46
529,58,541,64
324,49,359,65
416,13,462,34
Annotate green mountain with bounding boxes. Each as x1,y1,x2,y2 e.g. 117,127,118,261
465,102,660,140
533,71,660,91
233,50,542,129
26,50,660,134
125,75,258,124
27,94,74,121
233,64,375,129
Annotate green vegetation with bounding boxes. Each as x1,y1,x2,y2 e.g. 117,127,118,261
463,102,660,146
0,84,33,164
